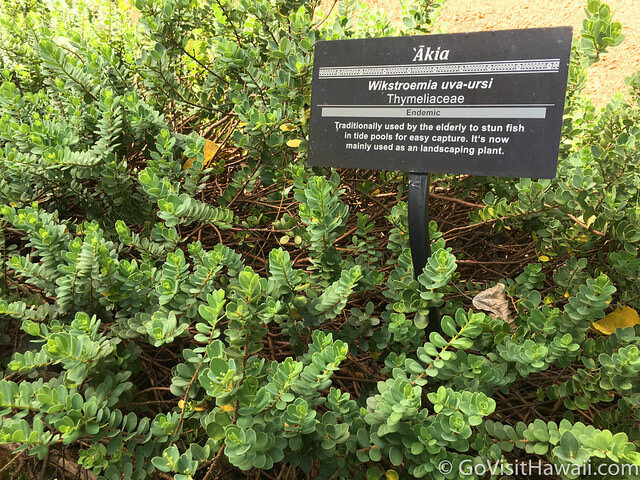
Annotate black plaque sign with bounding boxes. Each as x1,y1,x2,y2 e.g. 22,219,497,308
308,27,572,178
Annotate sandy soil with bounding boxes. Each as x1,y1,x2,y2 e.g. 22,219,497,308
361,0,640,105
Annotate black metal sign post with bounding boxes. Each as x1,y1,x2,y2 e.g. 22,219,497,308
408,172,441,333
307,27,573,337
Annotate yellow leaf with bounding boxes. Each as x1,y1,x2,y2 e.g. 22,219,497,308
592,306,640,335
586,215,597,228
539,255,550,262
178,400,186,409
182,157,195,170
183,139,221,170
280,123,296,132
564,291,570,298
194,403,207,412
286,139,302,148
386,470,400,480
220,404,234,412
203,139,221,166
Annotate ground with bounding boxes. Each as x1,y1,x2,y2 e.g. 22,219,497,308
362,0,640,105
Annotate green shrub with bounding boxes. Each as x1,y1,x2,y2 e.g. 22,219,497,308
1,0,639,479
